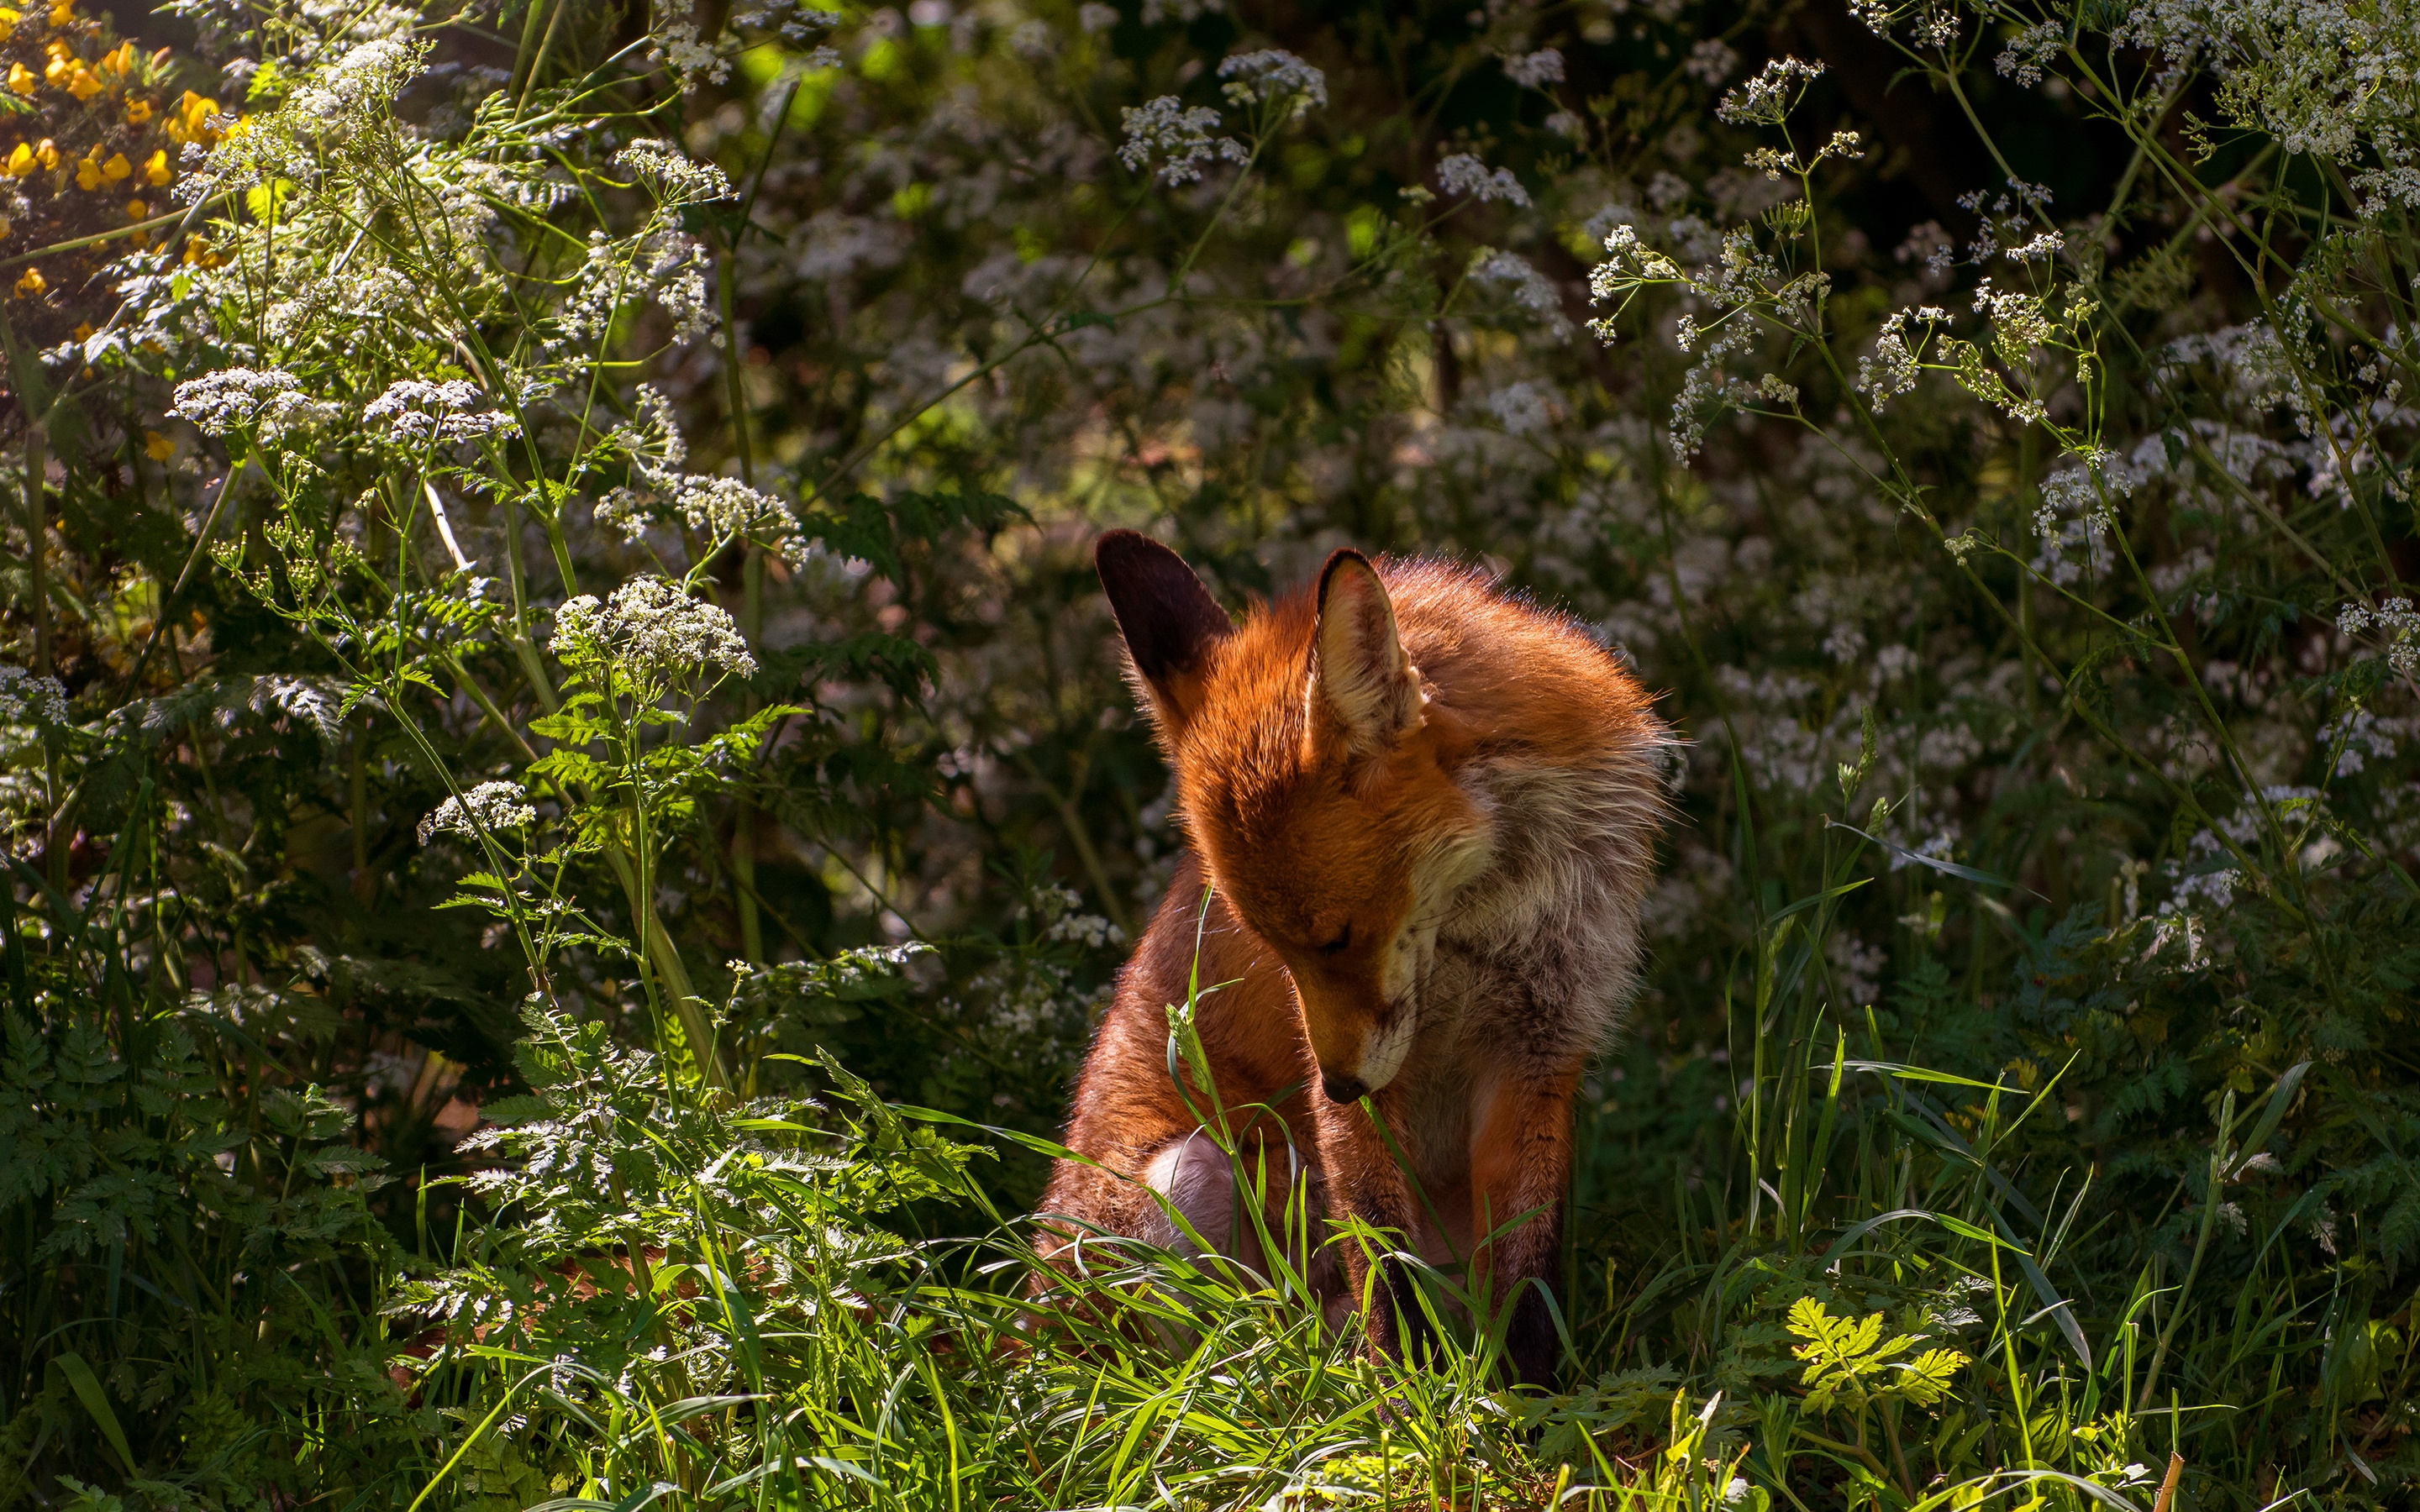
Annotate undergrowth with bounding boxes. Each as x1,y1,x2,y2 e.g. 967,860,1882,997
1,0,2417,1504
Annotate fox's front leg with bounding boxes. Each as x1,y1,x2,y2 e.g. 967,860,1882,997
1470,1061,1581,1387
1314,1089,1434,1368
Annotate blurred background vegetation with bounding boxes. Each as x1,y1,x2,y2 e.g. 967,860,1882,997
2,0,2418,1502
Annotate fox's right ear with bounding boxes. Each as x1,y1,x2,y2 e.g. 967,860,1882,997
1096,529,1234,735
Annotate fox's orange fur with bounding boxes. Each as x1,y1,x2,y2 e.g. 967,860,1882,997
1036,531,1672,1384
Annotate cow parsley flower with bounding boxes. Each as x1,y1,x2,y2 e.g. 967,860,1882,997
1503,49,1564,88
364,379,521,444
1118,97,1244,186
288,35,427,129
1472,250,1571,338
1486,381,1553,435
649,19,730,92
1995,21,2062,86
1437,152,1530,207
1217,49,1327,114
418,780,537,845
552,575,756,685
1717,57,1823,125
171,367,343,441
1684,37,1737,86
0,665,67,725
616,139,735,205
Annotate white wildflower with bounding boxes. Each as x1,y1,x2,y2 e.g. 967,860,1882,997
1995,21,2061,86
1504,49,1565,88
1859,307,1945,409
171,368,343,442
649,19,730,92
617,139,735,205
1218,49,1327,113
1437,152,1530,207
364,379,521,444
552,575,757,685
1077,2,1118,29
287,35,426,128
1472,250,1571,338
1118,97,1244,186
418,780,537,846
1717,56,1823,125
1486,381,1553,435
0,665,67,725
1684,37,1737,86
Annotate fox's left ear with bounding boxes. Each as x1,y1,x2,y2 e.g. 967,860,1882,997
1313,550,1424,753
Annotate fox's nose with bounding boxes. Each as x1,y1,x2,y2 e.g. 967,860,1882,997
1321,1071,1369,1105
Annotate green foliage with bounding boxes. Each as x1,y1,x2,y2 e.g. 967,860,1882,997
4,0,2420,1500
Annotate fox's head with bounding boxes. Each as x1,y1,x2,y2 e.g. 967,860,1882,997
1097,530,1496,1105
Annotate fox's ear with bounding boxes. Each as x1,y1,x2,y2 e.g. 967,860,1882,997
1313,549,1423,753
1096,529,1234,733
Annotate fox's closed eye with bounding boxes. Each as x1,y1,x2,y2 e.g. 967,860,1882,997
1314,925,1351,954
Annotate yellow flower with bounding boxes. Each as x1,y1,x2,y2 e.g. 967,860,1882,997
145,430,172,460
123,196,144,218
5,61,30,92
45,0,69,24
124,97,148,123
142,147,166,184
34,137,58,170
98,39,129,73
3,143,29,177
181,234,217,266
13,266,44,297
42,50,68,86
0,8,19,39
70,319,90,339
65,61,100,99
73,153,98,190
101,150,128,181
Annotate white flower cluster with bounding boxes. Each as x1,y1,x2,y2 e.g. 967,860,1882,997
1471,250,1572,339
1486,381,1553,436
1217,49,1328,113
1994,22,2063,87
616,139,735,206
2036,454,2136,540
418,780,537,845
1118,97,1244,186
1684,37,1737,86
2338,597,2420,677
1503,49,1564,88
1857,306,1946,410
364,379,522,444
288,35,427,130
0,666,66,725
1716,56,1823,126
596,474,812,564
557,228,718,349
552,575,756,685
1436,152,1530,207
171,368,343,442
649,19,730,92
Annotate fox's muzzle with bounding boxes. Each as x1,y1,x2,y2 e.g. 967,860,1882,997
1320,1071,1368,1104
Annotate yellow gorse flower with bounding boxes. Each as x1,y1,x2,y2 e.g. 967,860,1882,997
163,89,222,145
124,97,149,123
0,8,19,40
2,142,29,177
64,60,100,99
44,0,69,24
123,196,144,218
144,431,172,460
4,62,28,92
98,39,129,74
13,266,44,297
143,147,167,184
34,137,57,169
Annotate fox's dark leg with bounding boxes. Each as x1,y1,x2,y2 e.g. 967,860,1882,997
1314,1086,1437,1369
1470,1059,1581,1388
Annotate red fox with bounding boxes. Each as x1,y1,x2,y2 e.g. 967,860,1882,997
1036,531,1672,1385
